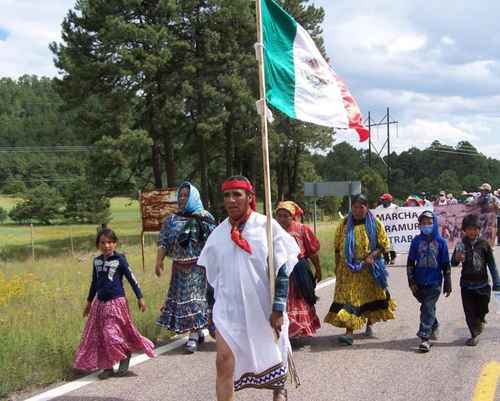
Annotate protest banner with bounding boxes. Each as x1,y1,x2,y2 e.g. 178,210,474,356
434,204,497,249
372,206,432,253
372,204,497,254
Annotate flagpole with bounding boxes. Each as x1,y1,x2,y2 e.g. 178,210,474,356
255,0,275,301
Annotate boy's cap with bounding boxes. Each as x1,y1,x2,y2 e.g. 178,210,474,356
418,210,434,222
479,183,492,191
439,190,446,196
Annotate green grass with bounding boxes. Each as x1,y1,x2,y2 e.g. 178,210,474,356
0,196,337,399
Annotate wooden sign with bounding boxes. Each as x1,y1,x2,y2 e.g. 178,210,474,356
139,189,177,232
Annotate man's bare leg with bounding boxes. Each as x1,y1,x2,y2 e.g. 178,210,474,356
215,330,235,401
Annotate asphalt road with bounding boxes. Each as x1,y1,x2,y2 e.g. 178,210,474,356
42,248,500,401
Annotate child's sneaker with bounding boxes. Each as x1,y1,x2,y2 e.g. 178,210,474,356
185,334,198,353
466,336,479,346
418,340,431,353
116,355,131,376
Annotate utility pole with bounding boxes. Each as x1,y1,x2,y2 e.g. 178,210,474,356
368,111,372,168
387,107,391,193
364,108,398,192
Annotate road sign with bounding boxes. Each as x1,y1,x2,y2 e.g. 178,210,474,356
304,181,361,197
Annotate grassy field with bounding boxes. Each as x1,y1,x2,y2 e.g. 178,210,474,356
0,196,337,399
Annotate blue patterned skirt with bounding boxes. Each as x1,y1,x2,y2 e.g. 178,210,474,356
156,261,208,334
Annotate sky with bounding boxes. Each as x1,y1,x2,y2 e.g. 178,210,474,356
0,0,498,158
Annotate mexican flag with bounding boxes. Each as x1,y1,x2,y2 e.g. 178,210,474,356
262,0,369,142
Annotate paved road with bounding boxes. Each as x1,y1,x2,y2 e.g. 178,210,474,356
44,249,500,401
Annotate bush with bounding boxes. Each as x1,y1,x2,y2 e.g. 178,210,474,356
2,180,27,196
9,184,64,225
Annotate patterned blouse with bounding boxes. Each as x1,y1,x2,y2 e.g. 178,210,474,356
287,220,320,259
158,210,216,262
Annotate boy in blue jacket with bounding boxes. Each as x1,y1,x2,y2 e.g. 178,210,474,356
407,211,452,352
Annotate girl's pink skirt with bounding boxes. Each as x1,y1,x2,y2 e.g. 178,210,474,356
74,297,155,371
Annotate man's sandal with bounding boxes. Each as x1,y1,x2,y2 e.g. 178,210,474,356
273,388,288,401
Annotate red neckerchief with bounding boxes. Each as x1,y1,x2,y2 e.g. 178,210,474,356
229,209,253,254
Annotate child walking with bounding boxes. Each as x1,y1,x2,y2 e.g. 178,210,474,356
407,211,452,353
451,214,500,346
74,229,155,379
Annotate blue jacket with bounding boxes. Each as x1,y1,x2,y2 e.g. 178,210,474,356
87,252,143,302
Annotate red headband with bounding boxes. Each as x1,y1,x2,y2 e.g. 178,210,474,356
221,180,257,211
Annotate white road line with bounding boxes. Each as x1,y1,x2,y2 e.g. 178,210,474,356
24,278,336,401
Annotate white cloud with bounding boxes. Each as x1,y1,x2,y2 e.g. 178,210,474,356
440,35,455,46
0,0,74,78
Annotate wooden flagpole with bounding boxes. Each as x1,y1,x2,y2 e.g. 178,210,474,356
255,0,275,301
255,0,301,388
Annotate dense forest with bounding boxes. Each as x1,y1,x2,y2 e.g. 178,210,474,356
0,0,499,224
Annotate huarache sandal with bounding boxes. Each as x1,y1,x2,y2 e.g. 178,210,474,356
338,335,354,346
273,388,288,401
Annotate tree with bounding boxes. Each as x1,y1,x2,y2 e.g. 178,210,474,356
436,170,461,195
51,0,181,188
62,179,111,224
360,168,388,206
9,184,64,224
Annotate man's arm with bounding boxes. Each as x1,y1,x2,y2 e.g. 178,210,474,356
273,264,289,313
486,244,500,290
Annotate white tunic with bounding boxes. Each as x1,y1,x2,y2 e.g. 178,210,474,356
198,212,299,391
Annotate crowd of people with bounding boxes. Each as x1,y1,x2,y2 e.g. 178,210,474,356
375,183,500,209
72,177,500,401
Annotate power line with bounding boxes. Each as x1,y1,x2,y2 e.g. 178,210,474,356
0,146,94,153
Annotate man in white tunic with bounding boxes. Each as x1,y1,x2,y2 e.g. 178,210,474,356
198,176,300,401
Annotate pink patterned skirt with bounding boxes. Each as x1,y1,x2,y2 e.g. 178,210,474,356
74,297,155,371
288,278,321,338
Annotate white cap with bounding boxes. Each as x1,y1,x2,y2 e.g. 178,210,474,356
479,183,492,192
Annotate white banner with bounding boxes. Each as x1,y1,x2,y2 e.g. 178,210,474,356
371,206,433,253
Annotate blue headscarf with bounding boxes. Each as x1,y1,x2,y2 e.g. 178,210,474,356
344,210,389,289
177,182,204,215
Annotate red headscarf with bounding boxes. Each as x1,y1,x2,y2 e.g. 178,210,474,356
221,178,256,254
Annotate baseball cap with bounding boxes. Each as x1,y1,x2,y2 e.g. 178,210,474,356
479,183,492,192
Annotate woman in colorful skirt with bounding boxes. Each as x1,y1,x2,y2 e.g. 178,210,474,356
155,182,216,353
74,229,155,379
276,201,322,339
325,194,396,345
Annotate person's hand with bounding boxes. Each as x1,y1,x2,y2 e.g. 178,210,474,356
83,301,91,318
270,311,284,335
138,298,146,312
364,254,375,266
455,252,465,263
443,278,452,298
315,269,322,283
155,263,164,278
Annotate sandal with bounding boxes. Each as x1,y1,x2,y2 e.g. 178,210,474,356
115,355,131,376
97,369,114,380
338,335,354,346
273,388,288,401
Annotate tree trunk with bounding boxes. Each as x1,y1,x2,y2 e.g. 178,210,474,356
162,134,177,187
151,140,163,189
225,117,234,178
288,143,301,198
198,132,210,208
